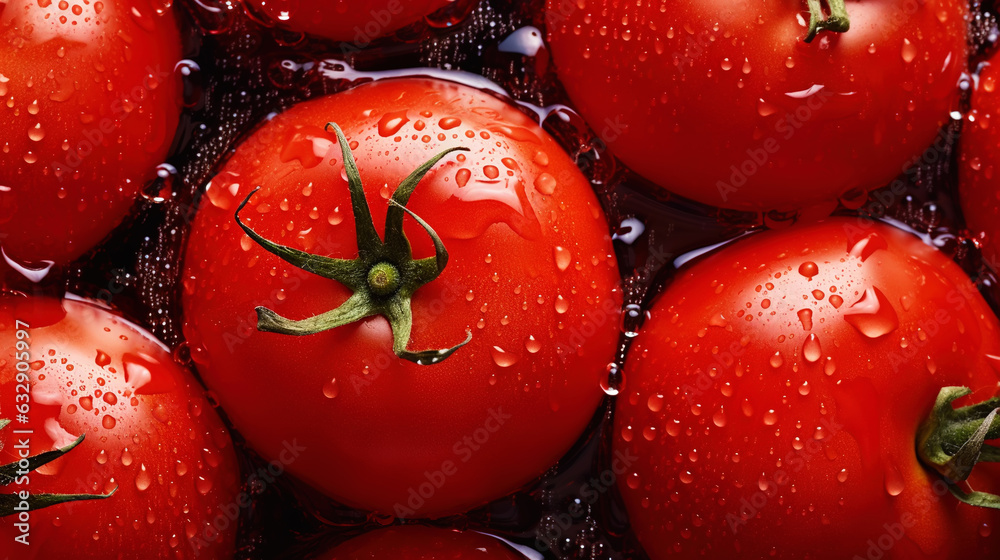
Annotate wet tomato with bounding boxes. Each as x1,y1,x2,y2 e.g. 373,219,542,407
0,296,240,559
182,77,622,518
243,0,455,43
545,0,968,211
321,525,528,559
616,219,1000,559
960,59,1000,270
0,0,182,264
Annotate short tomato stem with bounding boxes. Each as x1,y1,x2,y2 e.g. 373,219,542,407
804,0,851,43
917,387,1000,509
233,122,472,365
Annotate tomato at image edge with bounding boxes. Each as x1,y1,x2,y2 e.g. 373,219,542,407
0,0,183,264
615,218,1000,559
0,295,241,560
545,0,968,212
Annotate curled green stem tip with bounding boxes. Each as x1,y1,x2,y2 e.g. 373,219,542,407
804,0,851,43
0,422,115,517
233,121,471,365
917,387,1000,510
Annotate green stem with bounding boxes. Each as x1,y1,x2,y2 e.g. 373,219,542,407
804,0,851,43
917,387,1000,510
234,122,471,365
0,420,116,517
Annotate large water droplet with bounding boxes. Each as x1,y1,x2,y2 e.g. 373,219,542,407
135,463,152,491
553,246,572,271
490,346,519,367
843,287,899,338
803,334,821,362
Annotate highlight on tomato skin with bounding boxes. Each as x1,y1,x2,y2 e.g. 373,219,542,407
0,0,183,265
181,76,623,518
545,0,969,212
320,525,530,559
0,296,241,560
615,219,1000,560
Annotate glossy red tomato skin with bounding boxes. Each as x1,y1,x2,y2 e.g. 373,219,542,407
960,62,1000,269
615,220,1000,559
243,0,454,42
321,525,526,559
182,78,622,517
0,0,182,264
545,0,968,211
0,296,240,559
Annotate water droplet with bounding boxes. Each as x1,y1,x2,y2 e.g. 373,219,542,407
121,448,133,466
600,363,623,396
884,466,905,496
135,464,152,491
647,394,664,412
797,309,813,331
377,110,409,136
196,475,214,495
901,38,917,63
763,410,778,425
95,350,112,368
102,415,116,429
803,334,821,362
554,295,569,314
769,352,784,368
837,469,848,483
322,378,339,399
713,410,727,427
554,246,572,271
524,335,541,354
103,392,117,405
798,261,818,279
28,123,45,142
491,346,519,367
844,287,899,338
534,172,556,195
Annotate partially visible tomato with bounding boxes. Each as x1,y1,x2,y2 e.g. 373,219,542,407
182,77,622,518
615,220,1000,559
243,0,455,43
321,526,527,559
545,0,967,211
0,0,182,264
960,60,1000,270
0,296,240,559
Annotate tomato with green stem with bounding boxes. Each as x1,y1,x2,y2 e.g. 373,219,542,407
0,0,183,264
616,219,1000,559
0,296,240,559
182,77,622,518
545,0,968,211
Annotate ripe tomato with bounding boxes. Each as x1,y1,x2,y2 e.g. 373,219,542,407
0,296,240,559
243,0,454,43
182,77,622,517
545,0,968,211
0,0,182,264
960,60,1000,270
615,220,1000,559
321,525,527,559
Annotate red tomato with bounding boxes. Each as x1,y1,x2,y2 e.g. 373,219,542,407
960,61,1000,270
321,525,527,559
182,78,622,517
243,0,454,42
0,296,240,559
0,0,182,264
545,0,968,211
615,220,1000,559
